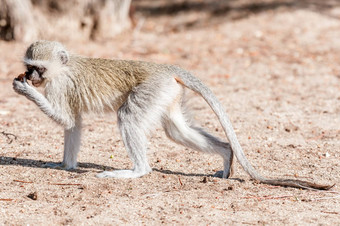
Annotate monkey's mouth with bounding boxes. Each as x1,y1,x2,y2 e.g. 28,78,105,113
32,80,43,87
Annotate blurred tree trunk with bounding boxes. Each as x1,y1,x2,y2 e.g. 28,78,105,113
0,0,38,41
0,0,132,42
87,0,132,40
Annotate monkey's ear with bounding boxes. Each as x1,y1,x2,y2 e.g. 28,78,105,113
58,50,69,64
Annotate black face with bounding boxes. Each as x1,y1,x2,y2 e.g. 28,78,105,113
26,65,47,87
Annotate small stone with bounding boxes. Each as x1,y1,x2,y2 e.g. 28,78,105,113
28,192,38,200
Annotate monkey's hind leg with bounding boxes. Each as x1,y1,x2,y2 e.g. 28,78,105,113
44,117,82,170
96,114,152,178
96,88,159,178
162,103,234,178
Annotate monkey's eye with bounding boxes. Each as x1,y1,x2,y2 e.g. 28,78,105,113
37,67,46,74
26,65,33,72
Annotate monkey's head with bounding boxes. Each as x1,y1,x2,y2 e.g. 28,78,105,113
23,40,69,87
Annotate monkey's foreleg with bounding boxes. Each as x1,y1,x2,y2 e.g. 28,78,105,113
13,79,81,170
44,118,82,170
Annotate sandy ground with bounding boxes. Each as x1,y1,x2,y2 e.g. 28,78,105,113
1,0,340,225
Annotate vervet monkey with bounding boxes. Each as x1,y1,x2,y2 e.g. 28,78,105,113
13,41,333,190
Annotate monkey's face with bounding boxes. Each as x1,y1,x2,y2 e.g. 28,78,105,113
25,65,46,87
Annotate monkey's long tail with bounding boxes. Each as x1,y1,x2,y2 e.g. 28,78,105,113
174,72,334,190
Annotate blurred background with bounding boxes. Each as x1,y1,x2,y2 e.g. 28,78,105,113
1,0,340,42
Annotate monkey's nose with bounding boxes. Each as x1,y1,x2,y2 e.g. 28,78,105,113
25,72,31,80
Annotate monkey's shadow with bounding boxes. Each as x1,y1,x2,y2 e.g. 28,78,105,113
0,156,113,174
153,168,244,182
0,156,243,181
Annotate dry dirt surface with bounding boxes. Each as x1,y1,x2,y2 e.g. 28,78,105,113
1,0,340,225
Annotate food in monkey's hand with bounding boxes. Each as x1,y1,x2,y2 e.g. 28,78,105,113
16,73,27,82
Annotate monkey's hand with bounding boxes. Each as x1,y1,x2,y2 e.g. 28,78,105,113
13,78,74,128
12,78,34,97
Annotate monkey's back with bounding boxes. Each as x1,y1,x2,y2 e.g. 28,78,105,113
66,56,175,113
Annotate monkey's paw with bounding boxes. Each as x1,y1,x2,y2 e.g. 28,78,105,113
43,162,77,170
96,169,150,179
12,78,31,96
213,170,230,179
